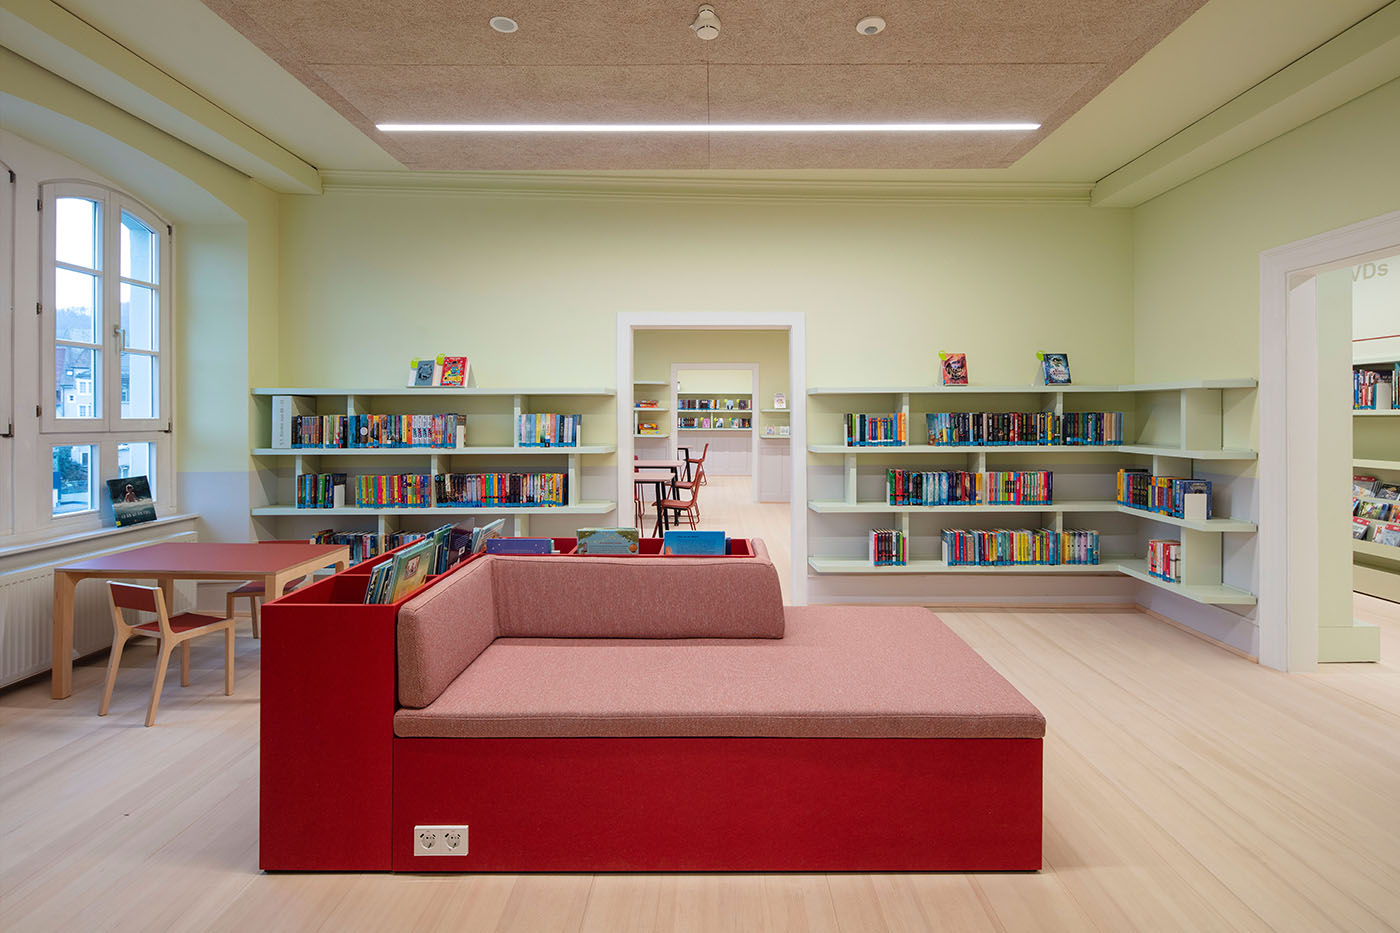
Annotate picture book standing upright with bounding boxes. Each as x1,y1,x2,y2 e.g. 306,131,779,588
939,352,969,386
1038,352,1072,385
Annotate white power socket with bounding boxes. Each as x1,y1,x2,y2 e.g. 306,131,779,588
413,824,469,856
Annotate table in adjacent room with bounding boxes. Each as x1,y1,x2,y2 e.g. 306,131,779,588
49,541,350,699
634,470,682,535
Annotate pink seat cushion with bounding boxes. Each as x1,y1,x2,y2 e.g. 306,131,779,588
397,558,497,709
394,606,1045,739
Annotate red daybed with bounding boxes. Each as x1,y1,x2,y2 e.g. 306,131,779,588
260,539,1044,872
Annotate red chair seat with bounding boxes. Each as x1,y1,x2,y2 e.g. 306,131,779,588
657,499,690,509
230,580,265,596
135,612,228,634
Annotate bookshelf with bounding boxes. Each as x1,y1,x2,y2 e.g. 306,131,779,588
251,387,617,552
805,380,1258,606
1352,345,1400,599
632,379,670,441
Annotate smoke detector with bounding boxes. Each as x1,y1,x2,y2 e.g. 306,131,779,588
690,5,720,40
856,16,886,35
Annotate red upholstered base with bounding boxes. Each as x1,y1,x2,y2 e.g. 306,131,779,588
391,736,1042,872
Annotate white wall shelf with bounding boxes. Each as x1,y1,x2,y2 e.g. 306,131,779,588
1354,409,1400,416
1354,539,1400,563
679,427,752,432
252,386,616,397
254,445,616,457
809,443,1257,460
634,405,669,411
808,379,1256,395
807,499,1256,532
252,502,617,518
633,432,670,438
1355,458,1400,471
633,379,669,386
760,408,791,414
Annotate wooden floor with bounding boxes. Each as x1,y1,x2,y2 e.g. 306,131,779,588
3,481,1399,931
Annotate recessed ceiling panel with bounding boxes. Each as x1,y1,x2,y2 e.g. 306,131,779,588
201,0,1210,170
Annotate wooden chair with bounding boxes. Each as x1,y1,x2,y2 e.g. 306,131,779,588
686,443,710,486
101,582,236,727
657,465,703,532
226,581,265,638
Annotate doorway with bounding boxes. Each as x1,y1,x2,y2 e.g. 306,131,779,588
617,314,806,603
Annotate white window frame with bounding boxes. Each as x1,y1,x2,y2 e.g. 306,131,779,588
38,180,174,528
40,181,171,435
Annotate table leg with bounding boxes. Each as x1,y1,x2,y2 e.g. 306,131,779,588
157,577,176,615
51,571,77,699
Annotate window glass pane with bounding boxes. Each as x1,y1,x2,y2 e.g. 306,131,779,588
56,197,99,269
120,352,158,420
116,442,156,497
55,267,98,343
120,283,157,351
52,445,96,515
121,210,157,283
55,345,100,419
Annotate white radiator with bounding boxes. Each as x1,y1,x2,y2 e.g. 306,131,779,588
0,527,196,688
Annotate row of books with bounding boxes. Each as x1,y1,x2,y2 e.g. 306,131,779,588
885,469,1053,507
1353,365,1397,410
363,519,507,604
1354,475,1400,500
1116,469,1213,520
1355,498,1397,523
924,411,1125,446
1353,518,1400,546
353,474,431,508
942,529,1100,566
845,413,908,446
517,413,581,447
1147,539,1182,582
435,472,568,507
310,529,381,564
291,413,462,449
677,416,751,429
869,529,908,566
677,398,750,410
297,473,347,509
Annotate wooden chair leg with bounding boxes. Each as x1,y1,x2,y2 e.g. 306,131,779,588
99,631,128,716
180,640,191,687
224,626,235,696
146,643,172,727
225,590,236,627
250,596,261,639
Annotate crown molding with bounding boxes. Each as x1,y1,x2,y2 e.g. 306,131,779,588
316,170,1096,205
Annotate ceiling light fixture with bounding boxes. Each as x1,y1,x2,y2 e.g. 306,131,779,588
690,5,721,40
376,122,1039,134
856,16,886,35
489,15,518,33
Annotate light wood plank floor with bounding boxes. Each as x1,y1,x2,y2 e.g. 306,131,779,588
3,482,1398,931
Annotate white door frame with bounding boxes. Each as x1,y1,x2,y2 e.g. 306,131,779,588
618,312,807,604
1258,208,1400,671
668,360,761,501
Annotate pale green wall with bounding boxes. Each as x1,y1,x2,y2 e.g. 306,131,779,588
279,191,1135,391
1132,77,1400,390
635,329,788,433
677,370,753,395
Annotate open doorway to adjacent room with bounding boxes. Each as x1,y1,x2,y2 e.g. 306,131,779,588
620,320,801,601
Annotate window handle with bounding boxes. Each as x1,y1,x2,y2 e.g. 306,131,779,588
113,324,125,348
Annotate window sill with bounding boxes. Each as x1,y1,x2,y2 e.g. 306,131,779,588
0,513,199,562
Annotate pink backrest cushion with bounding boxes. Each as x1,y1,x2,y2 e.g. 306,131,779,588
490,538,785,639
397,557,497,708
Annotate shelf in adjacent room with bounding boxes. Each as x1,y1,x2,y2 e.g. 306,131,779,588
1353,409,1400,416
633,379,669,386
807,557,1125,575
806,499,1256,531
252,386,615,397
807,379,1256,396
760,408,790,414
808,443,1257,460
633,432,670,438
633,405,669,411
253,445,617,457
252,501,617,517
1353,539,1400,563
678,427,752,432
1355,458,1400,471
759,435,791,441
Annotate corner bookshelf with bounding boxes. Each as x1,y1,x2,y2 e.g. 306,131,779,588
805,379,1258,606
1352,352,1400,602
250,387,617,551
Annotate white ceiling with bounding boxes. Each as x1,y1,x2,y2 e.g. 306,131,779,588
28,0,1399,181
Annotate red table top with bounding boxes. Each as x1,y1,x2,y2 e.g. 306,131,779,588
56,541,349,575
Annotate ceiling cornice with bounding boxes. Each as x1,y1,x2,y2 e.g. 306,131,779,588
0,0,321,193
1092,0,1400,207
317,170,1097,205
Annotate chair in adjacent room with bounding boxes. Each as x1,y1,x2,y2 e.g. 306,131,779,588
100,582,236,727
656,465,704,532
686,443,709,486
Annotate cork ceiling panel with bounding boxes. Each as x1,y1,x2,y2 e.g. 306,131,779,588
200,0,1209,170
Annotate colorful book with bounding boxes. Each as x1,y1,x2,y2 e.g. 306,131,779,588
663,530,726,555
1353,475,1380,497
407,358,436,387
575,527,640,555
1039,352,1072,385
1373,523,1400,547
1353,517,1373,540
107,475,157,527
384,539,435,602
471,519,506,554
940,352,968,386
439,356,469,387
1376,483,1400,500
485,537,554,555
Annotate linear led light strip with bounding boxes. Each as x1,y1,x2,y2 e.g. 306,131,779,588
377,122,1040,133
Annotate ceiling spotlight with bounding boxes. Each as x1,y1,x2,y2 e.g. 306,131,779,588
691,5,721,40
489,15,518,33
856,16,886,35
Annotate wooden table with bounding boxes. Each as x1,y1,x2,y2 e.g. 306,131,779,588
50,542,350,699
634,470,680,534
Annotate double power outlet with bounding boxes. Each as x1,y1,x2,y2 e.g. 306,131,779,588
414,824,469,856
